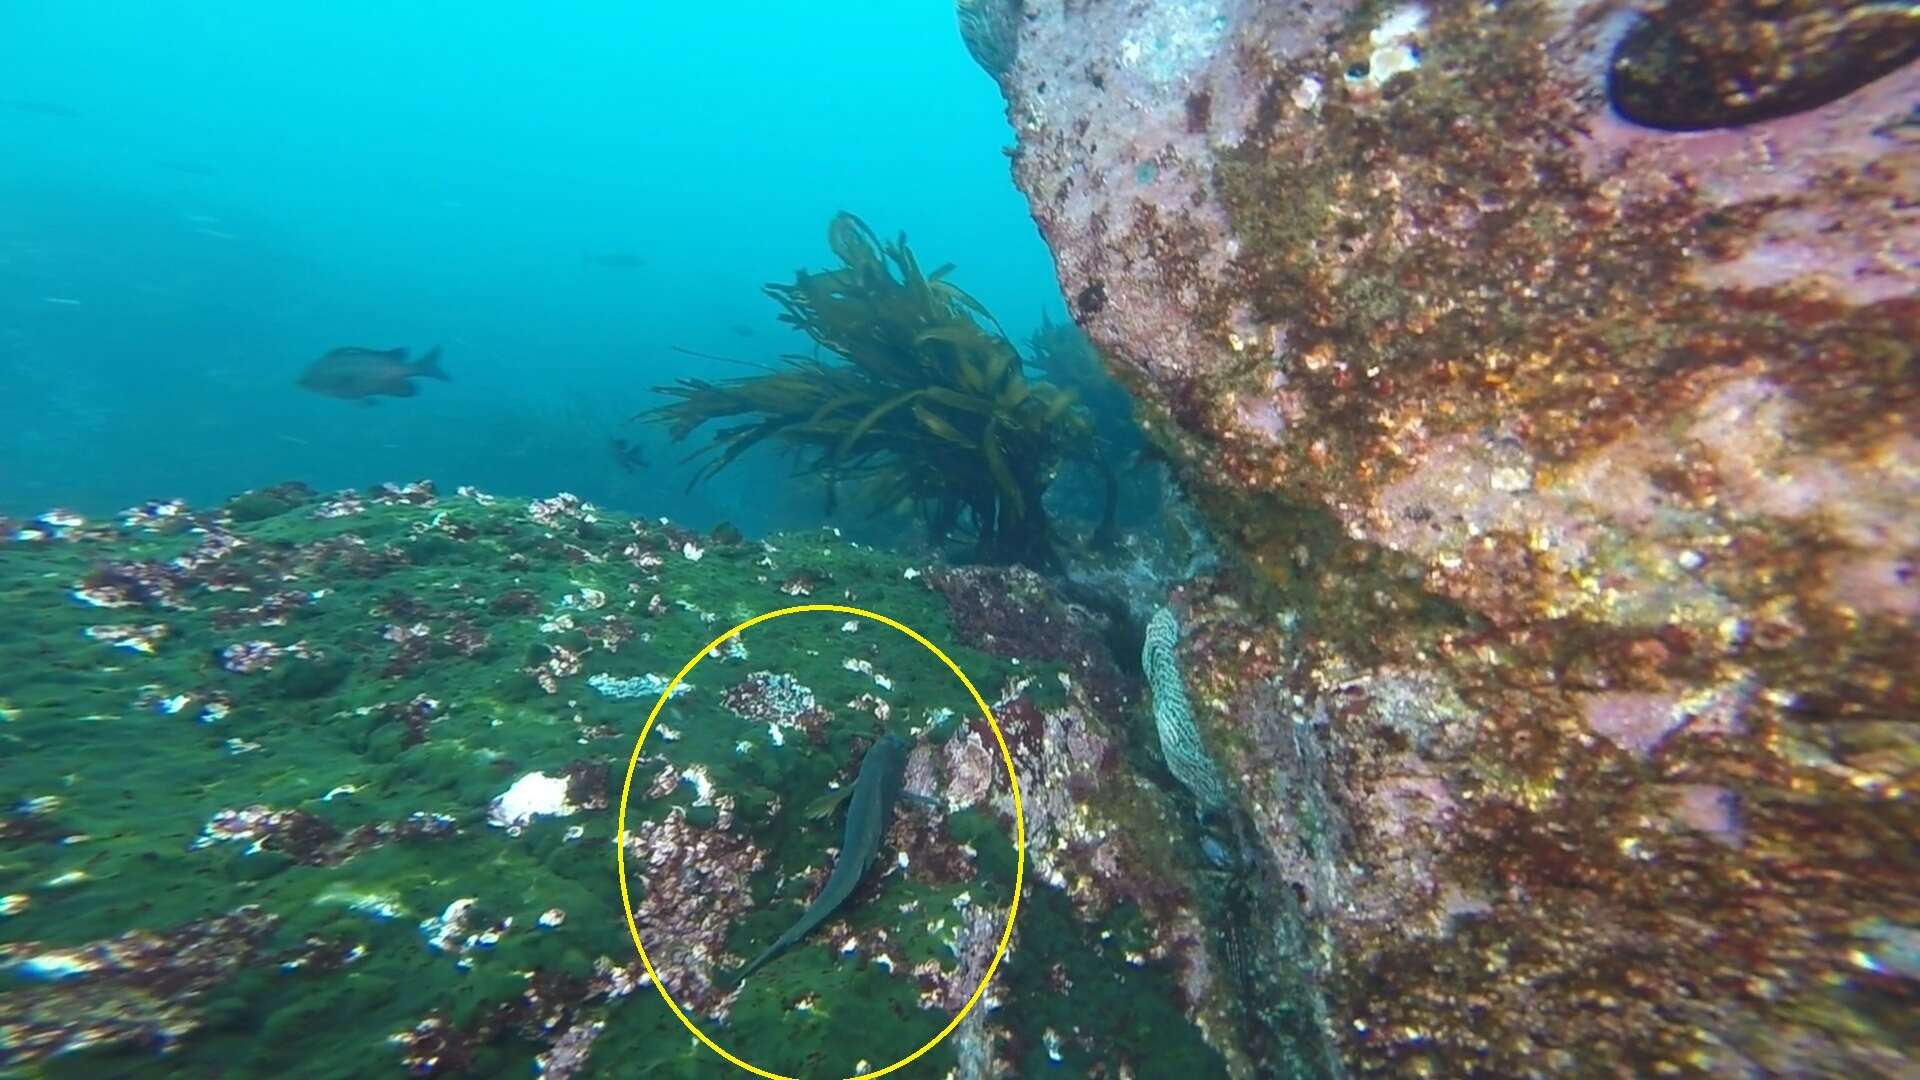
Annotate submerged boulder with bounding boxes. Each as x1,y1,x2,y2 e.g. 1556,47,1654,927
977,1,1917,1073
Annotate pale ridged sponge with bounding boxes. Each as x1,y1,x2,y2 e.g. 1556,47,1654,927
1142,607,1231,813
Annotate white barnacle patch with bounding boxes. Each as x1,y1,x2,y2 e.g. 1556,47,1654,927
1292,75,1323,111
538,908,566,929
680,765,716,806
874,953,895,973
844,658,894,691
17,949,99,980
487,772,577,828
1490,465,1532,493
901,567,920,580
895,850,910,870
346,894,405,920
420,898,477,952
840,620,859,633
322,784,358,802
839,934,860,956
767,722,786,747
1353,5,1424,89
587,672,692,701
1116,2,1228,85
680,541,705,561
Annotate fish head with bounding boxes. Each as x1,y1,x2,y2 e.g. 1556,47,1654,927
871,733,913,774
866,734,915,807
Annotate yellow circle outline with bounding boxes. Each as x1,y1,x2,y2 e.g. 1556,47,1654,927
615,603,1027,1080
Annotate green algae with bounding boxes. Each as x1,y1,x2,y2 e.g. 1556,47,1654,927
1,489,1221,1077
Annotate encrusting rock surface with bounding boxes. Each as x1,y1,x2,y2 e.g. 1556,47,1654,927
970,0,1918,1074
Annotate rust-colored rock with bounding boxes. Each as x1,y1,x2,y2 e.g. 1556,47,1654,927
983,0,1917,1072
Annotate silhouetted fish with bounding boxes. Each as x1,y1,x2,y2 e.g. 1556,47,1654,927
609,437,648,473
730,322,756,338
584,252,645,269
297,346,448,404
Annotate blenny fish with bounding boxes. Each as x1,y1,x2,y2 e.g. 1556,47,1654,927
736,734,916,982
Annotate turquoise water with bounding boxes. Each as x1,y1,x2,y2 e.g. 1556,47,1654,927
0,2,1057,532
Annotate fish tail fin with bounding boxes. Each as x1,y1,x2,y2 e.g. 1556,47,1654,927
413,347,449,381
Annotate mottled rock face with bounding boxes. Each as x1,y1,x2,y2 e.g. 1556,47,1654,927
990,0,1916,1073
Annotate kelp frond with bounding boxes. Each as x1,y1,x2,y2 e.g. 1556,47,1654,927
642,212,1094,567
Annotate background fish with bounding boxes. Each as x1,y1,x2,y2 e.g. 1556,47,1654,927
609,436,647,472
296,346,447,403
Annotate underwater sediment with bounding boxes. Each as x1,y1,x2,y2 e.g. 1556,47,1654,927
0,484,1247,1076
973,0,1918,1073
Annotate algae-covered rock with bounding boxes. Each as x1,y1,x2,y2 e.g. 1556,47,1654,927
979,1,1918,1073
0,484,1228,1077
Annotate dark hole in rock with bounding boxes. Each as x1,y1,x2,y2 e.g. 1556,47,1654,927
1075,279,1108,316
1607,2,1919,131
1185,90,1213,134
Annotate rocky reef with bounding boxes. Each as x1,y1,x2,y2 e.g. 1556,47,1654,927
0,484,1235,1076
974,0,1917,1074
